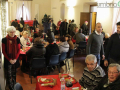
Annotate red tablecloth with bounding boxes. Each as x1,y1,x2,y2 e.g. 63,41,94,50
20,47,31,55
11,20,34,26
36,75,81,90
19,47,31,61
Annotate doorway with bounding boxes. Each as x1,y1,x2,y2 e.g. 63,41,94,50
80,12,90,34
80,6,97,34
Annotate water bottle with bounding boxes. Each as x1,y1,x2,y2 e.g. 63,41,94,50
61,77,65,90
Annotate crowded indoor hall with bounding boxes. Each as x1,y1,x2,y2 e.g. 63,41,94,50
0,0,120,90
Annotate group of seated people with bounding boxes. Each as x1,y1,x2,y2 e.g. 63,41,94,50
18,26,77,73
79,54,120,90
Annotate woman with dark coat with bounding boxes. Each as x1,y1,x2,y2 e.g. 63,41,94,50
2,26,20,90
26,37,46,64
45,37,59,65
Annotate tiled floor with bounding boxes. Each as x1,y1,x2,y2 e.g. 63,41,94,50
16,54,86,90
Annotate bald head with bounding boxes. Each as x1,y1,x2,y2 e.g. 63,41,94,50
95,23,102,34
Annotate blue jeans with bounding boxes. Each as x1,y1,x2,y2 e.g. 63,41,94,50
94,54,100,65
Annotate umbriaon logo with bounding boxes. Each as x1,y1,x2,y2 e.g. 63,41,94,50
98,1,120,8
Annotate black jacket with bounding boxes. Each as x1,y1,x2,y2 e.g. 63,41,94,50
11,21,18,27
45,43,59,65
26,43,46,62
105,33,120,61
60,21,68,31
93,75,120,90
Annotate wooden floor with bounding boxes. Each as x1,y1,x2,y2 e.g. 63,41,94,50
16,54,86,90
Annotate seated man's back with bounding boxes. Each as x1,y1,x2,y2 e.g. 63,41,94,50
73,29,86,43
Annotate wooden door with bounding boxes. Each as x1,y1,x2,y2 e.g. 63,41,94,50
80,12,90,29
91,12,97,33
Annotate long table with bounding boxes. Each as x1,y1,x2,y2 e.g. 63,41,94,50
36,75,81,90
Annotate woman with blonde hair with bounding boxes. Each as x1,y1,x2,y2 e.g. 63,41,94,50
20,31,31,47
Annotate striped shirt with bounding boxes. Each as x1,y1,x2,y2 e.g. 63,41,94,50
79,64,105,90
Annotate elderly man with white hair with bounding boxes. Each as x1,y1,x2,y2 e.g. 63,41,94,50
20,31,31,47
2,26,20,90
93,63,120,90
79,54,105,90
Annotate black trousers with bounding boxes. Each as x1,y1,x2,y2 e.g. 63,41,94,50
5,64,16,90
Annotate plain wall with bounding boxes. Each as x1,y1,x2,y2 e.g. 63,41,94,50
31,0,51,23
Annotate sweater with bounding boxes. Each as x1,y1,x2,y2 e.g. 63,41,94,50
86,31,104,55
105,33,120,61
73,33,86,43
58,41,69,53
79,64,105,90
20,36,31,47
93,75,120,90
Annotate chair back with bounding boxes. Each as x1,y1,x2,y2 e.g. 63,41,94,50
31,58,46,69
59,52,67,62
67,49,75,58
14,83,23,90
49,54,60,65
78,41,87,48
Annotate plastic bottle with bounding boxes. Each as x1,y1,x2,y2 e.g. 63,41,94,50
61,77,65,90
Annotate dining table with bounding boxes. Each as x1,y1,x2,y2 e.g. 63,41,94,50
35,74,81,90
19,47,31,72
19,41,60,72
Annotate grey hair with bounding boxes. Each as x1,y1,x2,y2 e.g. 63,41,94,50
6,26,16,32
85,54,97,63
108,63,120,72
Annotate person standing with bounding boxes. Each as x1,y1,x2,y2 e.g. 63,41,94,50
20,17,24,27
68,20,71,35
57,19,62,27
2,26,20,90
60,19,68,36
11,19,18,28
86,23,105,65
69,19,77,36
81,21,89,35
33,18,39,31
104,22,120,67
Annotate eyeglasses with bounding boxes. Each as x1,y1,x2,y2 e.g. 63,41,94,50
108,71,119,74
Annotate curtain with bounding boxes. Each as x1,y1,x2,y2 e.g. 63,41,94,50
16,1,23,20
112,0,120,34
23,1,31,20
